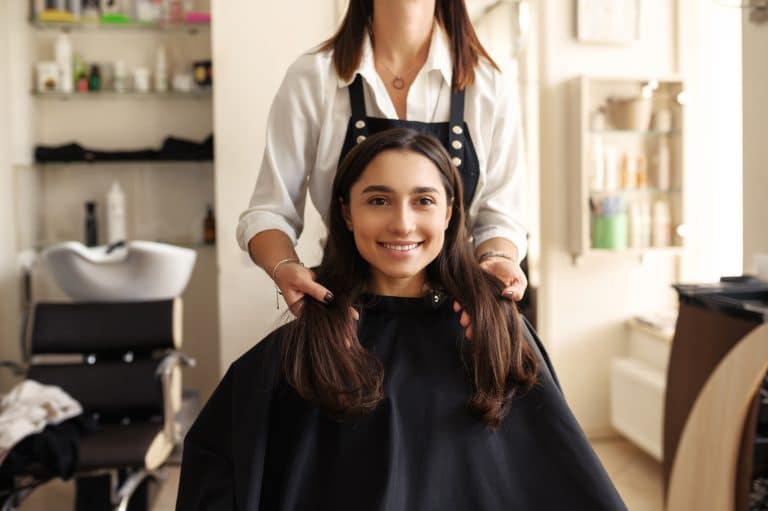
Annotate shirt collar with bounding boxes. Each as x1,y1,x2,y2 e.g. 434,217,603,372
336,23,453,89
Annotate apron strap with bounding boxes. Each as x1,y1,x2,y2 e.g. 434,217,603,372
348,74,370,141
448,88,466,168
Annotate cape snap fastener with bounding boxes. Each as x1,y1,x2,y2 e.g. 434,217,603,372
451,157,462,167
452,140,463,150
452,125,463,135
356,135,366,143
355,120,366,129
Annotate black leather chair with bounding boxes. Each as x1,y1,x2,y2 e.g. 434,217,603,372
0,299,194,511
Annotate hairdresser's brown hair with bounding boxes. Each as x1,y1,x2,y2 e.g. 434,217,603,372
319,0,499,90
282,128,538,430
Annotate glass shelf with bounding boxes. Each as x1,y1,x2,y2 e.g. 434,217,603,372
589,129,681,137
34,160,213,167
30,20,210,33
589,187,682,197
32,89,212,100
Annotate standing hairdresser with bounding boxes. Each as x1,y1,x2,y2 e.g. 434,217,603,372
237,0,529,309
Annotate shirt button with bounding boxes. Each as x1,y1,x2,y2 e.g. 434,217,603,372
452,125,463,135
356,135,366,143
355,120,366,129
451,140,463,150
452,157,462,167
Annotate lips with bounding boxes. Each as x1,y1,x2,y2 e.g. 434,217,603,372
378,241,423,252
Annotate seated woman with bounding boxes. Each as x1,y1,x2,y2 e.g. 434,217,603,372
176,128,627,510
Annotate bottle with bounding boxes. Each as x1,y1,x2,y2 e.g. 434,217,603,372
629,200,642,249
71,0,83,19
85,201,98,247
651,138,671,190
88,64,101,91
55,33,73,94
590,135,605,191
203,205,215,244
165,0,184,22
603,145,619,191
106,182,127,244
114,60,127,92
154,45,168,92
652,199,671,247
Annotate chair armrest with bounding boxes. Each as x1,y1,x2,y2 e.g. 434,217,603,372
155,351,196,444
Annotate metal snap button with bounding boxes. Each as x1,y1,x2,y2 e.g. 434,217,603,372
451,157,462,167
452,125,463,135
451,140,463,150
355,120,366,129
356,135,366,143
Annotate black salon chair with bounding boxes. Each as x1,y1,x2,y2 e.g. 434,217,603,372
0,299,194,511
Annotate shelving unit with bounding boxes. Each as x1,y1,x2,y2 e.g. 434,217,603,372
31,20,209,33
25,8,214,245
569,76,686,263
32,89,211,99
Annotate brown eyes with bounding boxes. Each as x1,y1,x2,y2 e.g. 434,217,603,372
366,196,437,207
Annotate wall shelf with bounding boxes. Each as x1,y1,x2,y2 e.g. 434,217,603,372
31,20,209,34
32,89,212,100
33,160,213,167
569,76,687,262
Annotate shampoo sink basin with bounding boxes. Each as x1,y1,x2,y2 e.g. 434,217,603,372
42,241,197,302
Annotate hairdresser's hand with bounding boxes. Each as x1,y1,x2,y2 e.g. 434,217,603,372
479,257,527,302
452,301,474,340
273,263,334,316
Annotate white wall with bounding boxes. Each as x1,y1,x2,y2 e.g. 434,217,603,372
742,11,768,271
536,0,742,435
537,0,678,436
212,1,336,371
0,2,22,384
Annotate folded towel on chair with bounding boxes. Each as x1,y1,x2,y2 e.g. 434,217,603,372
0,380,82,465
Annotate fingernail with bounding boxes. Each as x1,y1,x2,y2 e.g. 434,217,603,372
324,291,334,304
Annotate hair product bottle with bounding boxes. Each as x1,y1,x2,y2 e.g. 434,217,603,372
55,33,73,94
652,199,671,247
203,205,215,244
85,201,98,247
106,182,127,244
651,138,671,190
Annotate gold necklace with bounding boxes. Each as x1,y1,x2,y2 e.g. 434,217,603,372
378,58,420,90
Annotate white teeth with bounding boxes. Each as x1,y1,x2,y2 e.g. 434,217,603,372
381,242,419,251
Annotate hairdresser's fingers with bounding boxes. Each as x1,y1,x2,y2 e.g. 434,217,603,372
459,311,470,328
350,307,360,321
451,301,474,341
480,258,528,302
274,263,334,306
502,282,525,302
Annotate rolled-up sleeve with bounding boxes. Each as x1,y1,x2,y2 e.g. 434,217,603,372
471,69,528,263
236,54,324,251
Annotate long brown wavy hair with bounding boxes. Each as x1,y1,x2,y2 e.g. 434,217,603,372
319,0,499,90
282,128,538,430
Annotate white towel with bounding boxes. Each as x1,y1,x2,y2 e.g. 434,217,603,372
0,380,82,464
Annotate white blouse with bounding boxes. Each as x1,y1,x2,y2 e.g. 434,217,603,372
236,26,528,262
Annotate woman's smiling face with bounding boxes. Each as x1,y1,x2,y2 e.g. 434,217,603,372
343,148,452,297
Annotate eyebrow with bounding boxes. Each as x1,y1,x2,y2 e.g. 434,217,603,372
361,185,440,194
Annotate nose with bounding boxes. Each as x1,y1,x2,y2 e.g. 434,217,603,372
387,202,416,236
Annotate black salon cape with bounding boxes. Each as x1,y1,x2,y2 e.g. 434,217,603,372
176,296,626,510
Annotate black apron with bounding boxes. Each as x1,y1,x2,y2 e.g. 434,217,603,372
338,74,480,208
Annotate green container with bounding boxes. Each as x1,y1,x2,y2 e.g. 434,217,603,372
592,213,628,250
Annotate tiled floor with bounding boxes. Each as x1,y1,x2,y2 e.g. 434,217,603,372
17,437,662,510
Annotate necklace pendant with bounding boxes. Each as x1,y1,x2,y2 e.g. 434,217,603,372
392,77,405,90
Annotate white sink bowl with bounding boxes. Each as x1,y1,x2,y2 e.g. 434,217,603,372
42,241,197,302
